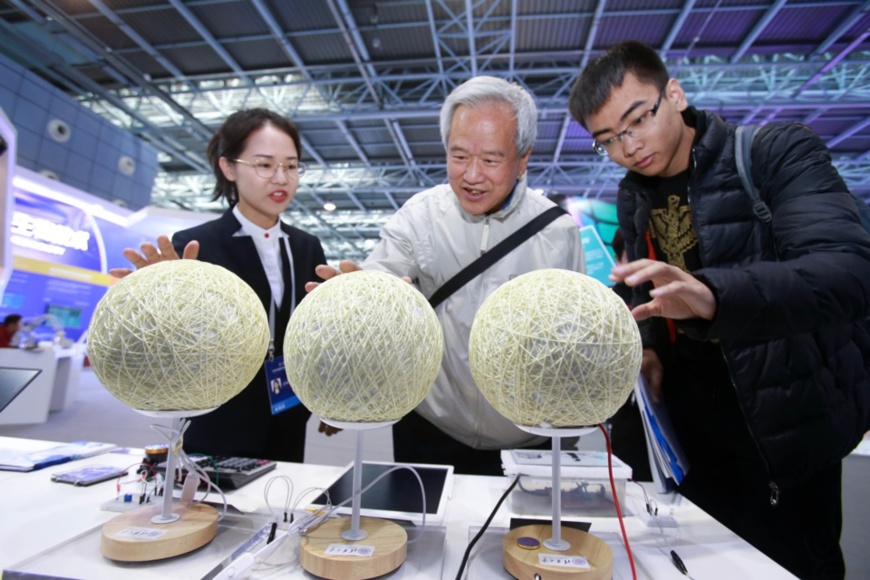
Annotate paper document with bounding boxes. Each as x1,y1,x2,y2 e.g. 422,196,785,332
0,440,118,472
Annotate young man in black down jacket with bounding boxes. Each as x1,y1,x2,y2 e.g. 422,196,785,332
569,41,870,579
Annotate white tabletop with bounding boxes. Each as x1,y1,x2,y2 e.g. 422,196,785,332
0,436,795,579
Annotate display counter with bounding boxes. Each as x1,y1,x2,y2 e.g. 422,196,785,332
0,436,795,579
0,344,85,425
0,348,56,425
46,344,85,412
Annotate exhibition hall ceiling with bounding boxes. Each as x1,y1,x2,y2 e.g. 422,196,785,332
0,0,869,259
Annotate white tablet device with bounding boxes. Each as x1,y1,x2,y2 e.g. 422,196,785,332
311,461,454,526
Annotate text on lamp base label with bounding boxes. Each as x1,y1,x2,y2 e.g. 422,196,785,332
539,554,591,569
325,544,375,557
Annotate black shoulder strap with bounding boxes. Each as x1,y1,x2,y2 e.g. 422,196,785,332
428,205,568,309
735,124,772,223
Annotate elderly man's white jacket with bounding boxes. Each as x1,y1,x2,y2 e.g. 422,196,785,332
363,176,586,449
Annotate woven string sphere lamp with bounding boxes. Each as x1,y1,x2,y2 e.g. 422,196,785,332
469,268,642,580
284,270,443,579
88,259,269,562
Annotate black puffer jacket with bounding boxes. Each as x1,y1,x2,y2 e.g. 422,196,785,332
618,107,870,494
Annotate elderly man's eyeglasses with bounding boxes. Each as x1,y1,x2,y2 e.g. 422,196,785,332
232,158,307,179
592,87,667,156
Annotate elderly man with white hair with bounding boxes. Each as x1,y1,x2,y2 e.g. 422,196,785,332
309,76,585,475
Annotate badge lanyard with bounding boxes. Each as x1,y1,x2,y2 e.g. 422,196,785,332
265,236,300,414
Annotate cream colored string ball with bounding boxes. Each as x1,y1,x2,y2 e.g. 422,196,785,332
284,270,443,423
469,269,642,428
88,259,270,412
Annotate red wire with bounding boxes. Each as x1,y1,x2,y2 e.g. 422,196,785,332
598,422,638,580
116,461,157,493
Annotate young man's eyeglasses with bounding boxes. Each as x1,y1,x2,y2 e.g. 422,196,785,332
592,87,667,156
232,158,307,179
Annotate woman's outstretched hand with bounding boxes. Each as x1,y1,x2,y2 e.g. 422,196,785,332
109,235,200,278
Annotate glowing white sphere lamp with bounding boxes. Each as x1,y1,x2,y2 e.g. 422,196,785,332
469,269,642,580
88,259,269,561
284,270,443,579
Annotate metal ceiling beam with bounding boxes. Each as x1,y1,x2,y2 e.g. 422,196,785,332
810,0,870,58
0,15,210,172
326,0,380,104
424,0,446,82
152,158,870,209
242,0,331,169
387,120,416,170
11,0,214,142
730,0,788,63
827,116,870,148
300,135,327,166
83,53,870,94
248,0,313,82
335,121,371,167
465,0,478,76
166,0,252,87
87,0,187,81
793,30,870,97
384,191,400,212
580,0,608,70
509,0,517,77
552,114,573,164
661,0,698,55
472,0,512,72
101,57,870,104
290,202,369,260
91,3,862,55
5,0,870,255
327,0,423,180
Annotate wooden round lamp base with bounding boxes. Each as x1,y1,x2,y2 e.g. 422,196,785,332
503,524,613,580
101,502,219,562
300,516,407,580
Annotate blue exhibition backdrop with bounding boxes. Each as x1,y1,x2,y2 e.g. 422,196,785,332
1,170,146,342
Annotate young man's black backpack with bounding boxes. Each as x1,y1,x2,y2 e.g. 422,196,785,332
734,124,870,231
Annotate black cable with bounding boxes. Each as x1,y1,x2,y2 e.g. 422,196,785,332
454,474,520,580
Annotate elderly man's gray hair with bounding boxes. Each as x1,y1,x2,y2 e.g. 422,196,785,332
440,76,538,156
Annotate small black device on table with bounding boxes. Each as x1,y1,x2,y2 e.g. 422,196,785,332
155,453,277,490
195,456,277,489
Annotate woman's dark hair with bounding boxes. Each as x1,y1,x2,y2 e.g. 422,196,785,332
207,108,302,205
569,41,670,129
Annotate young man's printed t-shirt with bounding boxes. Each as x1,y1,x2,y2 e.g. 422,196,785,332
647,170,701,274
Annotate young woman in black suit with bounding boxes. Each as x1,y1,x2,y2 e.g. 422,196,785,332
113,109,336,462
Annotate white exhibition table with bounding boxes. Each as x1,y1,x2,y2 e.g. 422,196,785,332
0,436,795,579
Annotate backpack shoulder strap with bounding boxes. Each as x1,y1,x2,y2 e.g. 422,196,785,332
428,205,567,309
735,125,772,224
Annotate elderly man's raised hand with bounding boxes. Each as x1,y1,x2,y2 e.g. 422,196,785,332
305,260,362,293
305,260,414,293
610,259,716,322
109,235,200,279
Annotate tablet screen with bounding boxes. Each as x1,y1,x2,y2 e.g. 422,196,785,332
0,367,41,412
311,461,453,525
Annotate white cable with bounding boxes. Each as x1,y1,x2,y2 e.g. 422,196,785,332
213,530,290,580
299,465,428,543
148,420,228,519
263,475,294,523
